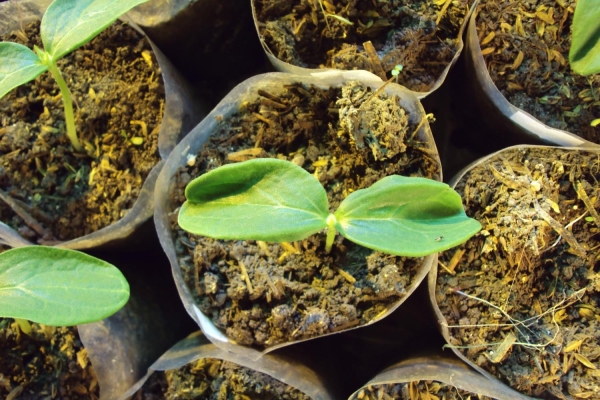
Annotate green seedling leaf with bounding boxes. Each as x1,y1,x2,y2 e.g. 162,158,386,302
569,0,600,75
179,158,329,242
0,246,129,326
42,0,149,60
334,176,482,257
0,42,47,99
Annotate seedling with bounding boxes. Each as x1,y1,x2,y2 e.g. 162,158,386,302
0,0,149,152
567,0,600,128
317,0,353,33
391,64,403,82
0,246,129,326
178,158,481,257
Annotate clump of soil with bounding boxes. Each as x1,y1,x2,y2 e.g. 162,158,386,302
0,318,98,399
476,0,600,143
356,381,492,399
254,0,472,92
171,80,440,349
436,147,600,399
0,20,164,243
137,358,311,399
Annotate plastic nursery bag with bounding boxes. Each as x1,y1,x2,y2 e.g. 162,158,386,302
430,145,600,399
154,70,442,360
0,0,204,250
119,331,334,400
464,9,599,148
251,0,480,99
349,353,530,400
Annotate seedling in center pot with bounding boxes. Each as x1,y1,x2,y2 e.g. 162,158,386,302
178,158,481,257
0,246,129,327
568,0,600,126
0,0,149,152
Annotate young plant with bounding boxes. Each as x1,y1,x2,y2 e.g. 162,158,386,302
569,0,600,76
0,0,149,152
569,0,600,127
178,158,481,257
0,246,129,326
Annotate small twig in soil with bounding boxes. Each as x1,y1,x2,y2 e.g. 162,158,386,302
237,260,254,295
435,0,453,26
0,189,53,240
575,181,600,229
363,41,387,80
533,201,587,259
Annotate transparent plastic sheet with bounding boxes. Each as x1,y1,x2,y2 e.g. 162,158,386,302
118,331,334,400
349,353,530,400
251,0,480,99
465,9,599,149
428,144,600,400
0,0,204,250
154,70,441,360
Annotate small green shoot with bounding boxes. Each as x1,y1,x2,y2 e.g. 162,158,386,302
178,158,481,257
317,0,353,33
569,0,600,76
391,64,403,83
0,0,149,152
0,246,129,326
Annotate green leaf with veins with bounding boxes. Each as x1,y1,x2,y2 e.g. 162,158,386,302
0,43,47,99
569,0,600,76
42,0,149,60
0,246,129,326
334,175,482,257
178,159,481,257
179,158,330,242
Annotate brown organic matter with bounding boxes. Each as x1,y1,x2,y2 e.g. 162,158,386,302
356,381,492,399
0,21,164,243
0,318,98,399
476,0,600,143
436,147,600,399
137,358,310,399
254,0,472,92
171,81,440,349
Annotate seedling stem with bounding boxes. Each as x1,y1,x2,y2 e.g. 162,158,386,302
325,214,337,253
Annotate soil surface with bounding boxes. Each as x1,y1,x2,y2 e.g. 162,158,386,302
171,81,440,349
255,0,473,92
137,358,311,399
356,381,492,400
0,318,98,400
476,0,600,144
436,147,600,399
0,21,164,243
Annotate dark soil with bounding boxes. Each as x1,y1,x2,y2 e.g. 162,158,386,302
356,381,492,399
136,358,311,400
254,0,473,92
0,21,164,243
476,0,600,144
0,318,98,400
171,80,440,349
436,147,600,399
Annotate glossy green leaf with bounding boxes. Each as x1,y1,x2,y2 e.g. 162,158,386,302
41,0,150,60
0,246,129,326
334,176,482,257
0,42,47,99
569,0,600,75
179,158,330,242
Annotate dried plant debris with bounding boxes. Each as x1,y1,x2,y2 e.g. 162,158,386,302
137,358,310,400
0,21,164,242
356,381,492,400
476,0,599,143
255,0,473,92
171,81,439,349
437,148,600,399
0,318,98,399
